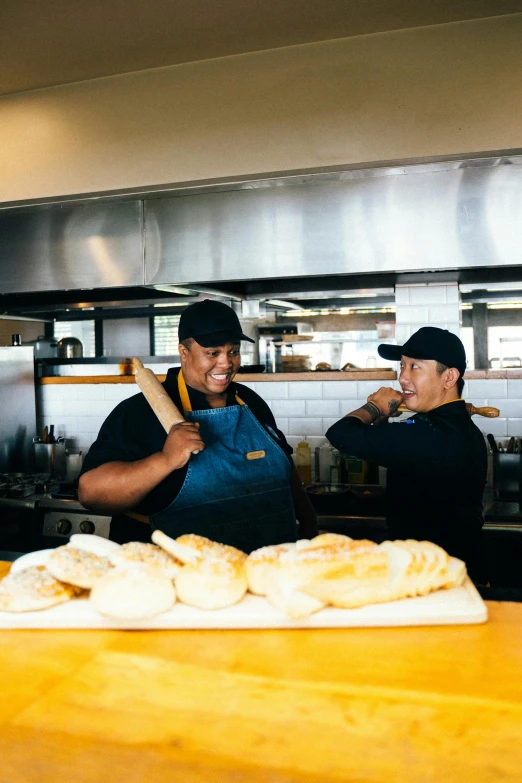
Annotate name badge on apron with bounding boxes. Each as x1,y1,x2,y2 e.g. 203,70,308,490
246,450,266,460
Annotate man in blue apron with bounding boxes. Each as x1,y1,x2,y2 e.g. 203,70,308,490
79,300,318,552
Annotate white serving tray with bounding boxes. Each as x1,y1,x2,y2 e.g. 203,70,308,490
0,578,487,630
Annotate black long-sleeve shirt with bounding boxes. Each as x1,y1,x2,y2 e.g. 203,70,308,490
326,400,488,581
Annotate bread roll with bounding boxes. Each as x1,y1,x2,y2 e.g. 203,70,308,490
10,549,54,574
47,546,113,589
109,542,181,579
69,534,121,558
152,530,246,565
0,566,81,612
175,557,247,610
90,566,176,620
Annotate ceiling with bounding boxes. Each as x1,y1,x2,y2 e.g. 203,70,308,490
2,0,522,96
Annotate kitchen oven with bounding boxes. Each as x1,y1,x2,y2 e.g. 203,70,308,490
0,473,111,553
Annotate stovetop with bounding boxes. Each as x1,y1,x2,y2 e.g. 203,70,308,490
0,474,86,512
0,473,59,500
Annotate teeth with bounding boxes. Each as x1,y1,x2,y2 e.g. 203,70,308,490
211,374,228,380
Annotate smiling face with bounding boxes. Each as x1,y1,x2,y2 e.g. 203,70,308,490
179,339,241,398
399,355,460,412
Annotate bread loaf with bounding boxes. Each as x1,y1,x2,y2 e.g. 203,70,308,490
300,540,466,611
245,542,296,596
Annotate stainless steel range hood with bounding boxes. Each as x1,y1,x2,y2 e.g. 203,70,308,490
1,152,522,314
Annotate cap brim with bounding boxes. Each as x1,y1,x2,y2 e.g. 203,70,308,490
377,343,403,362
193,330,255,348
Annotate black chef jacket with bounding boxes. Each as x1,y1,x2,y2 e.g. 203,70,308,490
326,400,488,582
81,367,293,543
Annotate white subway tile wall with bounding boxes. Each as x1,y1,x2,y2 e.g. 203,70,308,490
37,378,522,463
395,284,461,346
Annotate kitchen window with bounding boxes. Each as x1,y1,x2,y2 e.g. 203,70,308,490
153,315,181,356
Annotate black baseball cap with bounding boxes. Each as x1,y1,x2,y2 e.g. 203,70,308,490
178,299,255,347
378,326,466,377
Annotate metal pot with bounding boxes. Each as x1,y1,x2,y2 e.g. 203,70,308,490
25,336,59,359
57,337,83,358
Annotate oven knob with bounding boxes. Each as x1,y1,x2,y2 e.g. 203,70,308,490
79,520,95,534
57,518,72,535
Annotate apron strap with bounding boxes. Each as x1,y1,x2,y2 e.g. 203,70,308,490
177,369,245,412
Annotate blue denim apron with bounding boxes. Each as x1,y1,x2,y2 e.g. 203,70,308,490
150,371,297,553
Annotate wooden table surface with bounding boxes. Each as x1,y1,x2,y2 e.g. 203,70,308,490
1,561,522,783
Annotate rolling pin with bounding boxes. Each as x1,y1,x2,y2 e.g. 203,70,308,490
132,359,199,455
397,402,499,418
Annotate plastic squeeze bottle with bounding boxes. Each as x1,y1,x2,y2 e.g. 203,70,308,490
295,440,312,485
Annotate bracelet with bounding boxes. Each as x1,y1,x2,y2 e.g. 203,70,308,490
360,401,381,423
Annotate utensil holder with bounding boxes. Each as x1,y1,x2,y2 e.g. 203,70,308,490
34,442,67,479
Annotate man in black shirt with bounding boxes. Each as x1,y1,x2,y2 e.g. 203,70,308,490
79,300,317,551
326,327,488,582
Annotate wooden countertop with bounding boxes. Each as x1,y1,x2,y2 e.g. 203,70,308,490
1,561,522,782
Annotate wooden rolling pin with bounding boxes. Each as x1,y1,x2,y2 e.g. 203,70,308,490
132,357,186,432
397,402,499,418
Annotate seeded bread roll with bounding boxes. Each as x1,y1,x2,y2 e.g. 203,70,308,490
175,557,248,610
152,530,247,564
109,542,181,579
47,546,113,589
0,566,82,612
90,566,176,620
